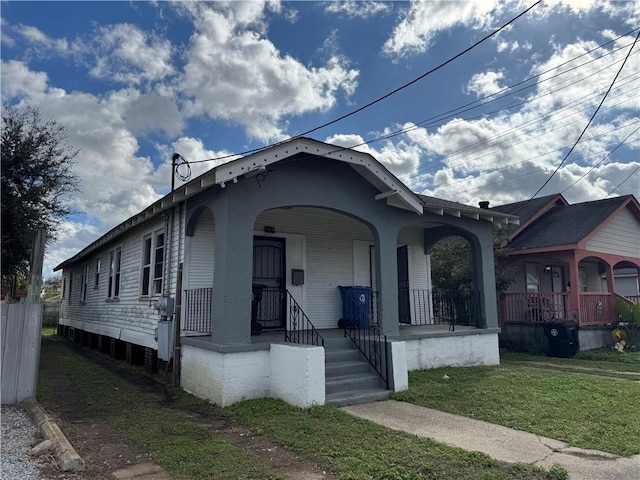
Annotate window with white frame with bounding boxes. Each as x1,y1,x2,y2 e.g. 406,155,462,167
108,247,122,299
94,257,101,289
80,264,89,303
141,231,164,296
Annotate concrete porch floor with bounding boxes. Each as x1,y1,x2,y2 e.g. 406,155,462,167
250,324,480,345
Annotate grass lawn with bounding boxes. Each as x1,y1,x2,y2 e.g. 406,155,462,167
39,337,566,480
391,362,640,457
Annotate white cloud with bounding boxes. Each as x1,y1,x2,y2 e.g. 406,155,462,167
465,71,506,97
0,60,49,101
325,1,392,18
383,0,502,58
85,23,174,85
179,2,359,142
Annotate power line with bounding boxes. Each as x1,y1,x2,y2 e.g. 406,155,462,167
511,29,640,215
183,1,541,166
604,166,640,198
561,125,640,194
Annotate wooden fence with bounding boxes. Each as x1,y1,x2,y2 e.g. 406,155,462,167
1,302,43,404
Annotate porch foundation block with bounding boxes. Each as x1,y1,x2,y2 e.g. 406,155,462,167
388,341,408,392
405,332,500,370
180,344,270,407
270,344,325,407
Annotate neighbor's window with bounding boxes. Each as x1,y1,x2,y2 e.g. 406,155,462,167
80,264,89,303
108,247,122,299
94,257,101,289
140,230,164,296
579,267,588,292
525,263,540,293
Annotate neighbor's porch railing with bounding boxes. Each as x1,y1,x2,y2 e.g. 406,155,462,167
579,293,618,326
404,289,480,330
501,292,619,327
501,292,571,324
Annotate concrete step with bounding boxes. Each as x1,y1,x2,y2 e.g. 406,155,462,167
325,387,391,406
325,348,362,363
326,372,382,395
323,336,354,350
325,360,371,377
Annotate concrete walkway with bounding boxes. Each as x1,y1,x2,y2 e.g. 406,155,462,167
343,400,639,480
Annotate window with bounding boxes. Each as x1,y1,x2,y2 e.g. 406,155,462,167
94,257,101,289
141,231,164,296
68,273,73,300
80,264,89,303
579,267,588,292
525,263,540,293
108,247,121,299
62,276,67,300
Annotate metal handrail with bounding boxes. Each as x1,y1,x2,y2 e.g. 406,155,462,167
284,290,325,347
341,290,388,389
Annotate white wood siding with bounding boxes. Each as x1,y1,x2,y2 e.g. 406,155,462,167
58,217,170,349
185,209,215,290
586,207,640,257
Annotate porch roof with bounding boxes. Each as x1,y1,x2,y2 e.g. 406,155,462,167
54,137,516,271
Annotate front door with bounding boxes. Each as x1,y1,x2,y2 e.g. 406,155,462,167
397,245,411,324
253,237,286,330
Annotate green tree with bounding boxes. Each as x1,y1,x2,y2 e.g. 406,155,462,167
1,105,78,293
430,229,515,294
42,275,62,301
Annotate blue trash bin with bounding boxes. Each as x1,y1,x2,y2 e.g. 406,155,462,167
338,286,372,328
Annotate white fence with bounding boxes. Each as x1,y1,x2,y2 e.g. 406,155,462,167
1,302,43,404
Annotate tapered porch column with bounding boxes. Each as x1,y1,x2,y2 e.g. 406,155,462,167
373,227,399,336
210,195,254,345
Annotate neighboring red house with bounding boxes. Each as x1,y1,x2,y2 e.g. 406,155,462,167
490,193,640,353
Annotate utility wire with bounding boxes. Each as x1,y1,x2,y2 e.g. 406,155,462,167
604,166,640,198
561,125,640,194
183,1,541,166
511,29,640,215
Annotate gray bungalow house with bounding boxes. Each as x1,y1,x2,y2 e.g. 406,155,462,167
56,137,515,407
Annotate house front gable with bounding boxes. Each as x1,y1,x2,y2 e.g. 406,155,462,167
583,199,640,258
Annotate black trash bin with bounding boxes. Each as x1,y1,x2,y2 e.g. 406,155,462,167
251,284,267,335
543,321,578,357
338,286,372,328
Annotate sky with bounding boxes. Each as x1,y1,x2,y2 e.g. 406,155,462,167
1,0,639,279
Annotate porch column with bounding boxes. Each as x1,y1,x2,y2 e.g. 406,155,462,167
373,227,399,336
210,195,254,345
568,251,581,323
472,229,499,329
603,262,615,294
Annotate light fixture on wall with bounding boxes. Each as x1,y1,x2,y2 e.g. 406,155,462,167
544,265,552,274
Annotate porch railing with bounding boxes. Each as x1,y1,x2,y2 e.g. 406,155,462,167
404,289,480,330
284,290,324,347
183,287,212,333
501,292,571,325
182,287,324,346
501,292,620,327
579,293,618,326
341,290,388,389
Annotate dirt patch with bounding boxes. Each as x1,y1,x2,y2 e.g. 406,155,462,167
38,337,336,479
